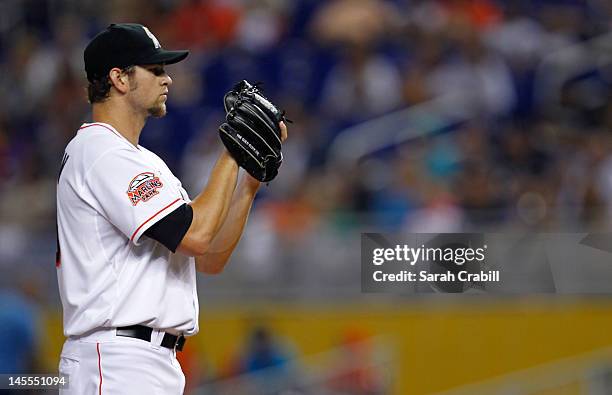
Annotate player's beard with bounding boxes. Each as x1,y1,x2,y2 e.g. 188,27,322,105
148,103,166,118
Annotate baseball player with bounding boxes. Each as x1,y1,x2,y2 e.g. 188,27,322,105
55,23,287,394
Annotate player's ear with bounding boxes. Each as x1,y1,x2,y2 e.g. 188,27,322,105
108,67,130,94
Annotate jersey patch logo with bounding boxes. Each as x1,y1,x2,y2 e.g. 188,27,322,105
127,172,164,206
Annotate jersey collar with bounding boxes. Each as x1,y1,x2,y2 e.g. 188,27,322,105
79,122,142,150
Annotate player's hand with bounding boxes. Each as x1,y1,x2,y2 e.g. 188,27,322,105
280,121,288,142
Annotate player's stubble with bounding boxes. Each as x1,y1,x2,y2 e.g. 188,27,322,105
128,76,168,118
148,101,166,118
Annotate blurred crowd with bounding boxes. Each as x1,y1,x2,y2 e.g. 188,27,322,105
2,0,612,300
1,1,612,282
183,324,388,394
3,0,612,241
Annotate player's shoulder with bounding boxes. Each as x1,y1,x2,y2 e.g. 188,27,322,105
67,123,136,161
138,145,163,162
138,145,171,170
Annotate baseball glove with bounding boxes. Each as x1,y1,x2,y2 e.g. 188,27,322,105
219,80,287,182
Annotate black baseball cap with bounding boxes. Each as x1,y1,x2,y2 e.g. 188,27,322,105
84,23,189,82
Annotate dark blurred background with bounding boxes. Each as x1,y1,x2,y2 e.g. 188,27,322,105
3,0,612,394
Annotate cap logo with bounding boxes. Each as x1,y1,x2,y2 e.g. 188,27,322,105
142,26,161,49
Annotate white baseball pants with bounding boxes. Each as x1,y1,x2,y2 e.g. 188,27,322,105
58,328,185,395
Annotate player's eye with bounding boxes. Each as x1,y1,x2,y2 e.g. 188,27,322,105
144,66,166,76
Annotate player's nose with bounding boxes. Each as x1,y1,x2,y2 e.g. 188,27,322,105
163,74,172,86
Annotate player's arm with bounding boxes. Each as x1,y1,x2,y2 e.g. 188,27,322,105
144,167,257,269
194,174,260,274
176,149,239,256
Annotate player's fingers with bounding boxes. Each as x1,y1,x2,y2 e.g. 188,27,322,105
279,121,288,142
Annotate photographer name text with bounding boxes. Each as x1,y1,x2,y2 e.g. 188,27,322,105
373,270,499,282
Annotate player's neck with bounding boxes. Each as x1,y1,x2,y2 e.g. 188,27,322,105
92,102,145,147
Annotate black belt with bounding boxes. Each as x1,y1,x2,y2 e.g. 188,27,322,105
116,325,186,351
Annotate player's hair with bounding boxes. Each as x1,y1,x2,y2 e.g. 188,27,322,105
87,65,136,103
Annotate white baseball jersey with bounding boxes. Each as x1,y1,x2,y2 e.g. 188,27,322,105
56,122,199,337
